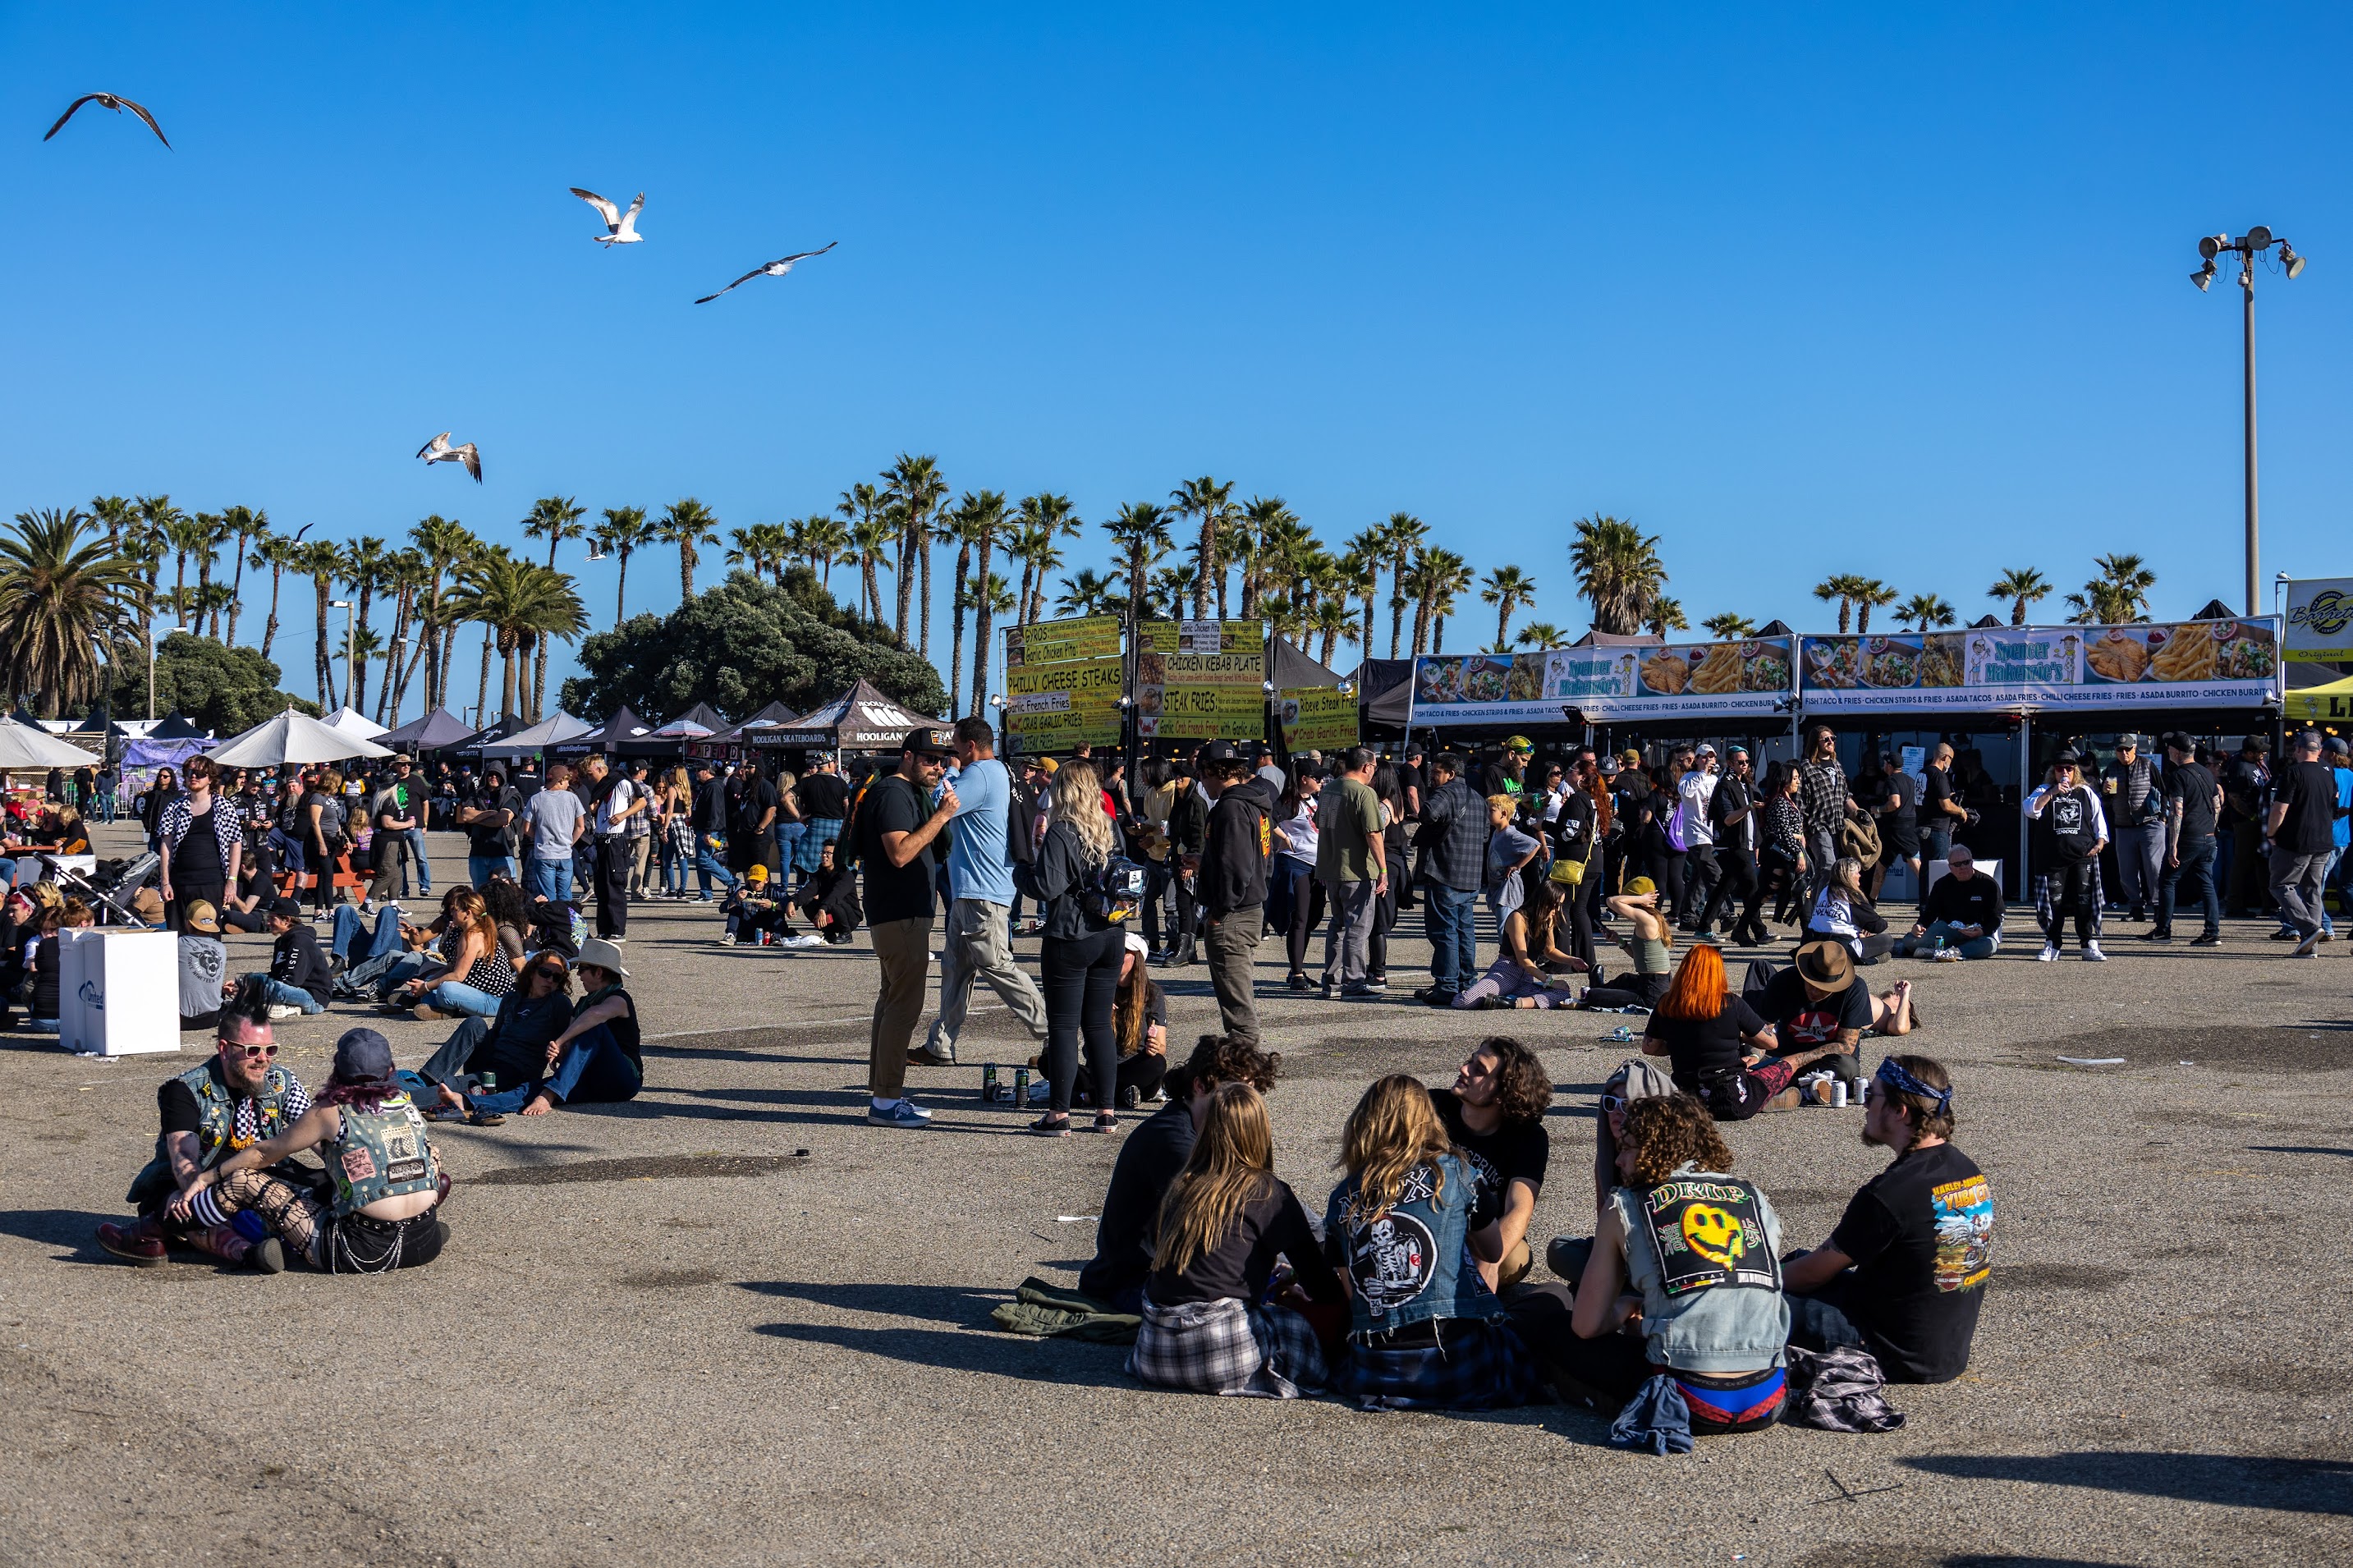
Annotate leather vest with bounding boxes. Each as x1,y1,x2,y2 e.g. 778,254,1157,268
329,1094,437,1217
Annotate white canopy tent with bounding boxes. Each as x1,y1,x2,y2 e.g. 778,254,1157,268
205,708,395,768
0,716,102,772
320,705,389,740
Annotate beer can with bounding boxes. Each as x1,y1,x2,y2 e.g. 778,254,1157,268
1014,1066,1031,1107
982,1063,1000,1103
1831,1079,1849,1108
477,1071,498,1093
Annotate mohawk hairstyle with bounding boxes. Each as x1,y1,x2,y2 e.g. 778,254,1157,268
222,974,274,1034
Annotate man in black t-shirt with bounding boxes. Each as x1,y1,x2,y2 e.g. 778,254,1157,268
1429,1038,1552,1291
2154,734,2222,944
455,768,522,888
1756,941,1883,1095
725,761,781,878
688,761,736,899
1894,844,2003,959
1784,1053,1992,1382
2218,735,2272,918
2266,730,2342,956
795,758,851,882
857,729,957,1127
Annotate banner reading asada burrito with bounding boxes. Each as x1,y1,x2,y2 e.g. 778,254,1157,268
1277,686,1358,750
1407,639,1796,727
2284,577,2353,663
1004,616,1124,749
1139,620,1265,738
1796,617,2281,713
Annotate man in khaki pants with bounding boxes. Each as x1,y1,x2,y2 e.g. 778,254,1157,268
857,729,958,1127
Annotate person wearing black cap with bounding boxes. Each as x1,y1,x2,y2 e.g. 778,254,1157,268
2024,749,2108,961
2100,736,2166,923
234,896,333,1016
855,728,958,1128
2264,729,2341,957
1195,740,1278,1046
2219,734,2273,919
2154,732,2223,945
193,1027,449,1272
455,766,522,890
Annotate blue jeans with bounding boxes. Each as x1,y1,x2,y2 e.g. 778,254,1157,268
403,826,432,892
693,845,737,900
470,853,517,889
1893,919,1998,960
526,857,573,905
469,1024,642,1114
1423,883,1479,998
2158,834,2221,938
99,789,117,824
420,980,505,1018
254,977,326,1015
777,822,807,882
331,904,405,965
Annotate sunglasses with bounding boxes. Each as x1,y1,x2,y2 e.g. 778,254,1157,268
1600,1093,1628,1113
230,1043,278,1059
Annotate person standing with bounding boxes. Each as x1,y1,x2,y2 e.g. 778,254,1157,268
589,758,647,939
158,757,243,934
795,756,851,883
1413,752,1488,1007
456,768,521,889
1674,744,1722,928
727,759,781,884
1195,740,1277,1047
1796,724,1850,911
397,756,433,898
2219,735,2273,919
518,761,587,906
1015,761,1129,1135
688,760,737,899
97,760,119,825
1314,747,1387,998
1695,745,1762,945
622,759,657,897
2152,732,2223,946
1154,751,1206,969
2101,735,2166,924
1868,750,1921,904
2264,730,2341,959
1916,745,1965,905
2024,749,2108,961
915,718,1047,1068
857,730,958,1128
365,761,424,906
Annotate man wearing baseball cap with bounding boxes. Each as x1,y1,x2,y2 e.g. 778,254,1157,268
2152,732,2223,945
2100,736,2165,924
1481,736,1534,799
856,728,958,1127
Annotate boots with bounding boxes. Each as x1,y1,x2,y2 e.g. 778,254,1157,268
1167,934,1197,970
95,1214,169,1266
186,1221,286,1273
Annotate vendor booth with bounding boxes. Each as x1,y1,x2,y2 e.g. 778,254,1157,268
377,707,480,755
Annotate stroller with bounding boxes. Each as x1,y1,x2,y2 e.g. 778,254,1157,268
44,850,160,927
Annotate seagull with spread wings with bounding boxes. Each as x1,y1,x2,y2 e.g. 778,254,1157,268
694,241,837,304
416,433,483,484
570,187,646,246
44,93,170,149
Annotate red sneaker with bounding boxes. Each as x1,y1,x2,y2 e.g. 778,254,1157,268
95,1216,167,1266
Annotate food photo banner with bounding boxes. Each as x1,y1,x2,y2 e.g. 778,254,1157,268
1408,639,1796,726
1277,686,1360,751
1797,617,2281,713
2284,577,2353,663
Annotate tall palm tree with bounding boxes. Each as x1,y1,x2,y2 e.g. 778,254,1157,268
446,553,585,723
658,498,719,603
378,548,430,725
1104,502,1175,686
295,539,344,708
1894,594,1956,632
0,509,136,716
1569,516,1666,635
409,514,475,710
188,511,230,639
593,505,653,628
2064,554,2157,624
1169,476,1236,621
1011,493,1080,630
800,514,849,594
340,536,389,713
1852,579,1900,635
1054,568,1116,617
1379,513,1428,656
217,505,268,646
523,496,589,570
1644,597,1689,638
160,508,205,622
835,483,885,612
846,511,895,626
1987,567,2053,627
1308,595,1354,668
89,495,135,552
960,570,1016,701
941,497,980,716
962,491,1010,717
1480,566,1538,650
883,455,947,650
1811,572,1872,635
1234,497,1297,620
1516,621,1566,649
252,532,301,664
1416,549,1473,654
1699,612,1756,642
1341,530,1383,660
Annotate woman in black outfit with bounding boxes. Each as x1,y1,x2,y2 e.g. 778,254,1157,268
1548,765,1600,969
1014,760,1127,1137
300,768,350,911
137,765,180,854
1755,760,1808,929
157,757,243,934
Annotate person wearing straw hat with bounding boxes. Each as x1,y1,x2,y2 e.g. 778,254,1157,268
515,938,642,1116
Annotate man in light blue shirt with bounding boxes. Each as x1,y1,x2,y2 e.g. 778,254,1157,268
916,717,1047,1066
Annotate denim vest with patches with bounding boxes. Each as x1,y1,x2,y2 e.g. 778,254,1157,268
1612,1162,1790,1374
1324,1153,1506,1339
328,1095,436,1217
129,1062,302,1206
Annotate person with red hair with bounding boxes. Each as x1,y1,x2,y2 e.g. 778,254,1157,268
1639,942,1846,1120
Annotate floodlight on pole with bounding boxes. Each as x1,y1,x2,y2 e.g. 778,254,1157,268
2190,226,2307,616
330,599,355,710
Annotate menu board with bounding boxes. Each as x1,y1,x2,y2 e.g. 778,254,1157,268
1004,615,1124,750
1006,616,1121,668
1139,620,1266,739
1276,686,1359,751
1797,618,2281,712
1407,639,1796,726
2285,578,2353,663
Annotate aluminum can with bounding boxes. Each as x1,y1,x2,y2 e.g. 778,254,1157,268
1014,1066,1031,1107
1831,1079,1850,1108
983,1063,1001,1103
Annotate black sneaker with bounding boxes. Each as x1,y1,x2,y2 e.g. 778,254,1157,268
2190,933,2222,947
1117,1084,1140,1111
2140,930,2172,943
1287,973,1314,992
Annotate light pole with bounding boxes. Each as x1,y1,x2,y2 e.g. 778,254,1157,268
329,599,355,711
148,621,186,722
2193,227,2307,617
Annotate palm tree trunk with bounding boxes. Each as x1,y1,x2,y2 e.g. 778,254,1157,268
919,537,933,657
312,576,335,708
616,548,632,628
352,582,374,714
261,564,283,662
501,643,520,724
196,549,215,638
227,546,248,647
680,543,695,604
475,626,493,723
1193,520,1214,620
1388,564,1408,657
1498,604,1511,649
948,543,970,718
971,531,996,718
1016,559,1034,633
895,521,915,643
530,639,546,722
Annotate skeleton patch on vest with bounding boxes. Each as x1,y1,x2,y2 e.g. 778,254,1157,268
1642,1177,1780,1298
1342,1164,1443,1316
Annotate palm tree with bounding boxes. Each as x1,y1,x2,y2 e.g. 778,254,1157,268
846,511,895,626
800,514,850,594
378,548,430,724
1699,612,1755,642
446,553,585,723
160,508,205,622
1480,566,1538,650
1341,532,1382,661
1516,621,1566,649
252,532,301,664
1104,503,1175,681
1307,595,1354,668
1169,476,1236,621
594,506,654,628
1418,550,1474,653
1644,597,1689,638
883,455,947,650
1853,579,1900,635
960,571,1016,703
189,511,230,639
409,515,475,711
218,505,268,646
2064,553,2157,625
1054,568,1116,617
835,483,885,612
1987,567,2053,627
340,536,389,713
658,498,719,603
1812,573,1873,635
1569,516,1666,635
1894,594,1956,632
295,539,343,708
89,495,135,552
1011,493,1080,630
523,496,589,570
0,509,136,716
1378,513,1428,657
941,497,980,716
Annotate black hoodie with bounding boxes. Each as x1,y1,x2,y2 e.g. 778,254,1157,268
1199,776,1277,917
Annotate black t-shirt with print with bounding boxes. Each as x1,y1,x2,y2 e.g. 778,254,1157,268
1824,1141,1993,1382
1759,968,1874,1056
2275,760,2341,855
856,774,936,925
1644,997,1768,1093
2163,759,2219,840
1429,1088,1548,1231
1878,772,1920,848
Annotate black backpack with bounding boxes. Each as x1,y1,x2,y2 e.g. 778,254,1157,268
1082,854,1149,924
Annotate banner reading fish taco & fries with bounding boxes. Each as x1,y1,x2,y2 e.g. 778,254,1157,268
1406,638,1796,726
1796,617,2281,713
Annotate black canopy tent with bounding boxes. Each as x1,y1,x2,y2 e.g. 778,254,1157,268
147,711,209,740
763,680,943,754
377,707,480,754
617,701,730,759
550,704,650,760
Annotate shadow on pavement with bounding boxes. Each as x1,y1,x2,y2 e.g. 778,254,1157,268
0,1207,117,1261
1901,1451,2353,1515
741,1278,1009,1322
2248,1144,2353,1158
752,1319,1128,1383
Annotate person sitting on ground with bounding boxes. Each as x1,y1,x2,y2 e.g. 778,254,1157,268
1321,1074,1544,1410
22,896,91,1034
511,939,642,1116
1078,1034,1283,1311
1805,856,1894,965
1110,930,1170,1109
189,1027,449,1274
1782,1053,1991,1383
388,887,514,1021
229,896,332,1020
346,885,469,999
791,840,861,943
415,950,576,1123
1892,844,2004,959
97,980,314,1267
526,892,583,960
1641,942,1847,1121
1454,874,1589,1010
1578,877,1676,1010
1752,941,1915,1107
1429,1037,1552,1291
481,874,531,965
329,899,407,972
718,864,815,947
1127,1080,1346,1400
0,887,35,1027
177,900,231,1033
1526,1093,1791,1434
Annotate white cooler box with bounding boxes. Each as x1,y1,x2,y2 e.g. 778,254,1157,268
58,928,181,1057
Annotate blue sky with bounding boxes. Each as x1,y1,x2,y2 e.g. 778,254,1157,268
7,4,2349,713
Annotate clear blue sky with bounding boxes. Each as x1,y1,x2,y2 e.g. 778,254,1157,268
7,3,2349,712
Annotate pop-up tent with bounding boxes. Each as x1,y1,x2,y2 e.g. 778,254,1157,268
0,716,101,773
206,708,394,768
468,710,592,760
320,705,388,739
377,707,480,754
763,680,943,751
2285,674,2353,724
552,705,649,759
147,712,209,740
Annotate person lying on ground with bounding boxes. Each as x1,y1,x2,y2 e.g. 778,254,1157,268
1321,1074,1544,1410
1109,930,1169,1109
1805,856,1894,965
415,950,576,1122
1521,1093,1791,1433
97,980,314,1266
792,840,860,942
1750,941,1916,1107
511,938,642,1116
1078,1034,1282,1312
1781,1053,1991,1383
1892,843,2004,958
1578,877,1676,1010
187,1028,449,1274
1429,1037,1551,1291
388,887,514,1020
1454,875,1589,1010
227,897,332,1019
1127,1080,1345,1400
177,900,230,1033
1643,942,1846,1121
718,864,815,947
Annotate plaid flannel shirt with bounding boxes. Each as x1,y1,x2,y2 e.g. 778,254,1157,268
1796,760,1850,841
1419,777,1490,892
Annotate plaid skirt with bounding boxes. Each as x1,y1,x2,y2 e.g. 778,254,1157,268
796,818,842,873
664,815,695,862
1333,1314,1546,1411
1127,1295,1328,1399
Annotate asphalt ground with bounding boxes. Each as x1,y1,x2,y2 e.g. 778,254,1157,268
2,825,2351,1567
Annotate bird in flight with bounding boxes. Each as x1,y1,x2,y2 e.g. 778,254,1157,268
694,242,838,304
416,433,483,484
44,93,171,149
571,187,645,246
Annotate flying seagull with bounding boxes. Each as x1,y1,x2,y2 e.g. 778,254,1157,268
44,93,171,149
570,187,645,245
694,241,838,304
416,432,483,483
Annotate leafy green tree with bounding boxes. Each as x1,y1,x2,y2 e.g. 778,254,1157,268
101,632,314,733
0,508,137,716
1987,566,2052,627
1481,566,1538,650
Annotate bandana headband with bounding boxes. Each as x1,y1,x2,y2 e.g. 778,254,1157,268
1874,1057,1952,1116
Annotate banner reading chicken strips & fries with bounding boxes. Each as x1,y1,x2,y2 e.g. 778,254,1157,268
1407,638,1796,726
1796,617,2281,713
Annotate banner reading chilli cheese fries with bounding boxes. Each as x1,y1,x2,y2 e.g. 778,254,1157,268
1406,638,1796,726
1796,617,2282,713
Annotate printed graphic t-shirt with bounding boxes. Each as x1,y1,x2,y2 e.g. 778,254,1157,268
1758,968,1874,1055
1826,1141,1993,1382
1429,1088,1550,1231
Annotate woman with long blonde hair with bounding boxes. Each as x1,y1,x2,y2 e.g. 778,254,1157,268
1128,1081,1342,1397
656,765,696,900
1012,760,1127,1135
1321,1074,1544,1409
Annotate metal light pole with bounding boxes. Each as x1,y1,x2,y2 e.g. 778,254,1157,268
2193,227,2307,617
148,621,186,722
329,599,355,710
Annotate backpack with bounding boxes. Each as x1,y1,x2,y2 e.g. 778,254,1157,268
1663,797,1691,854
1005,775,1039,866
1082,854,1149,924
